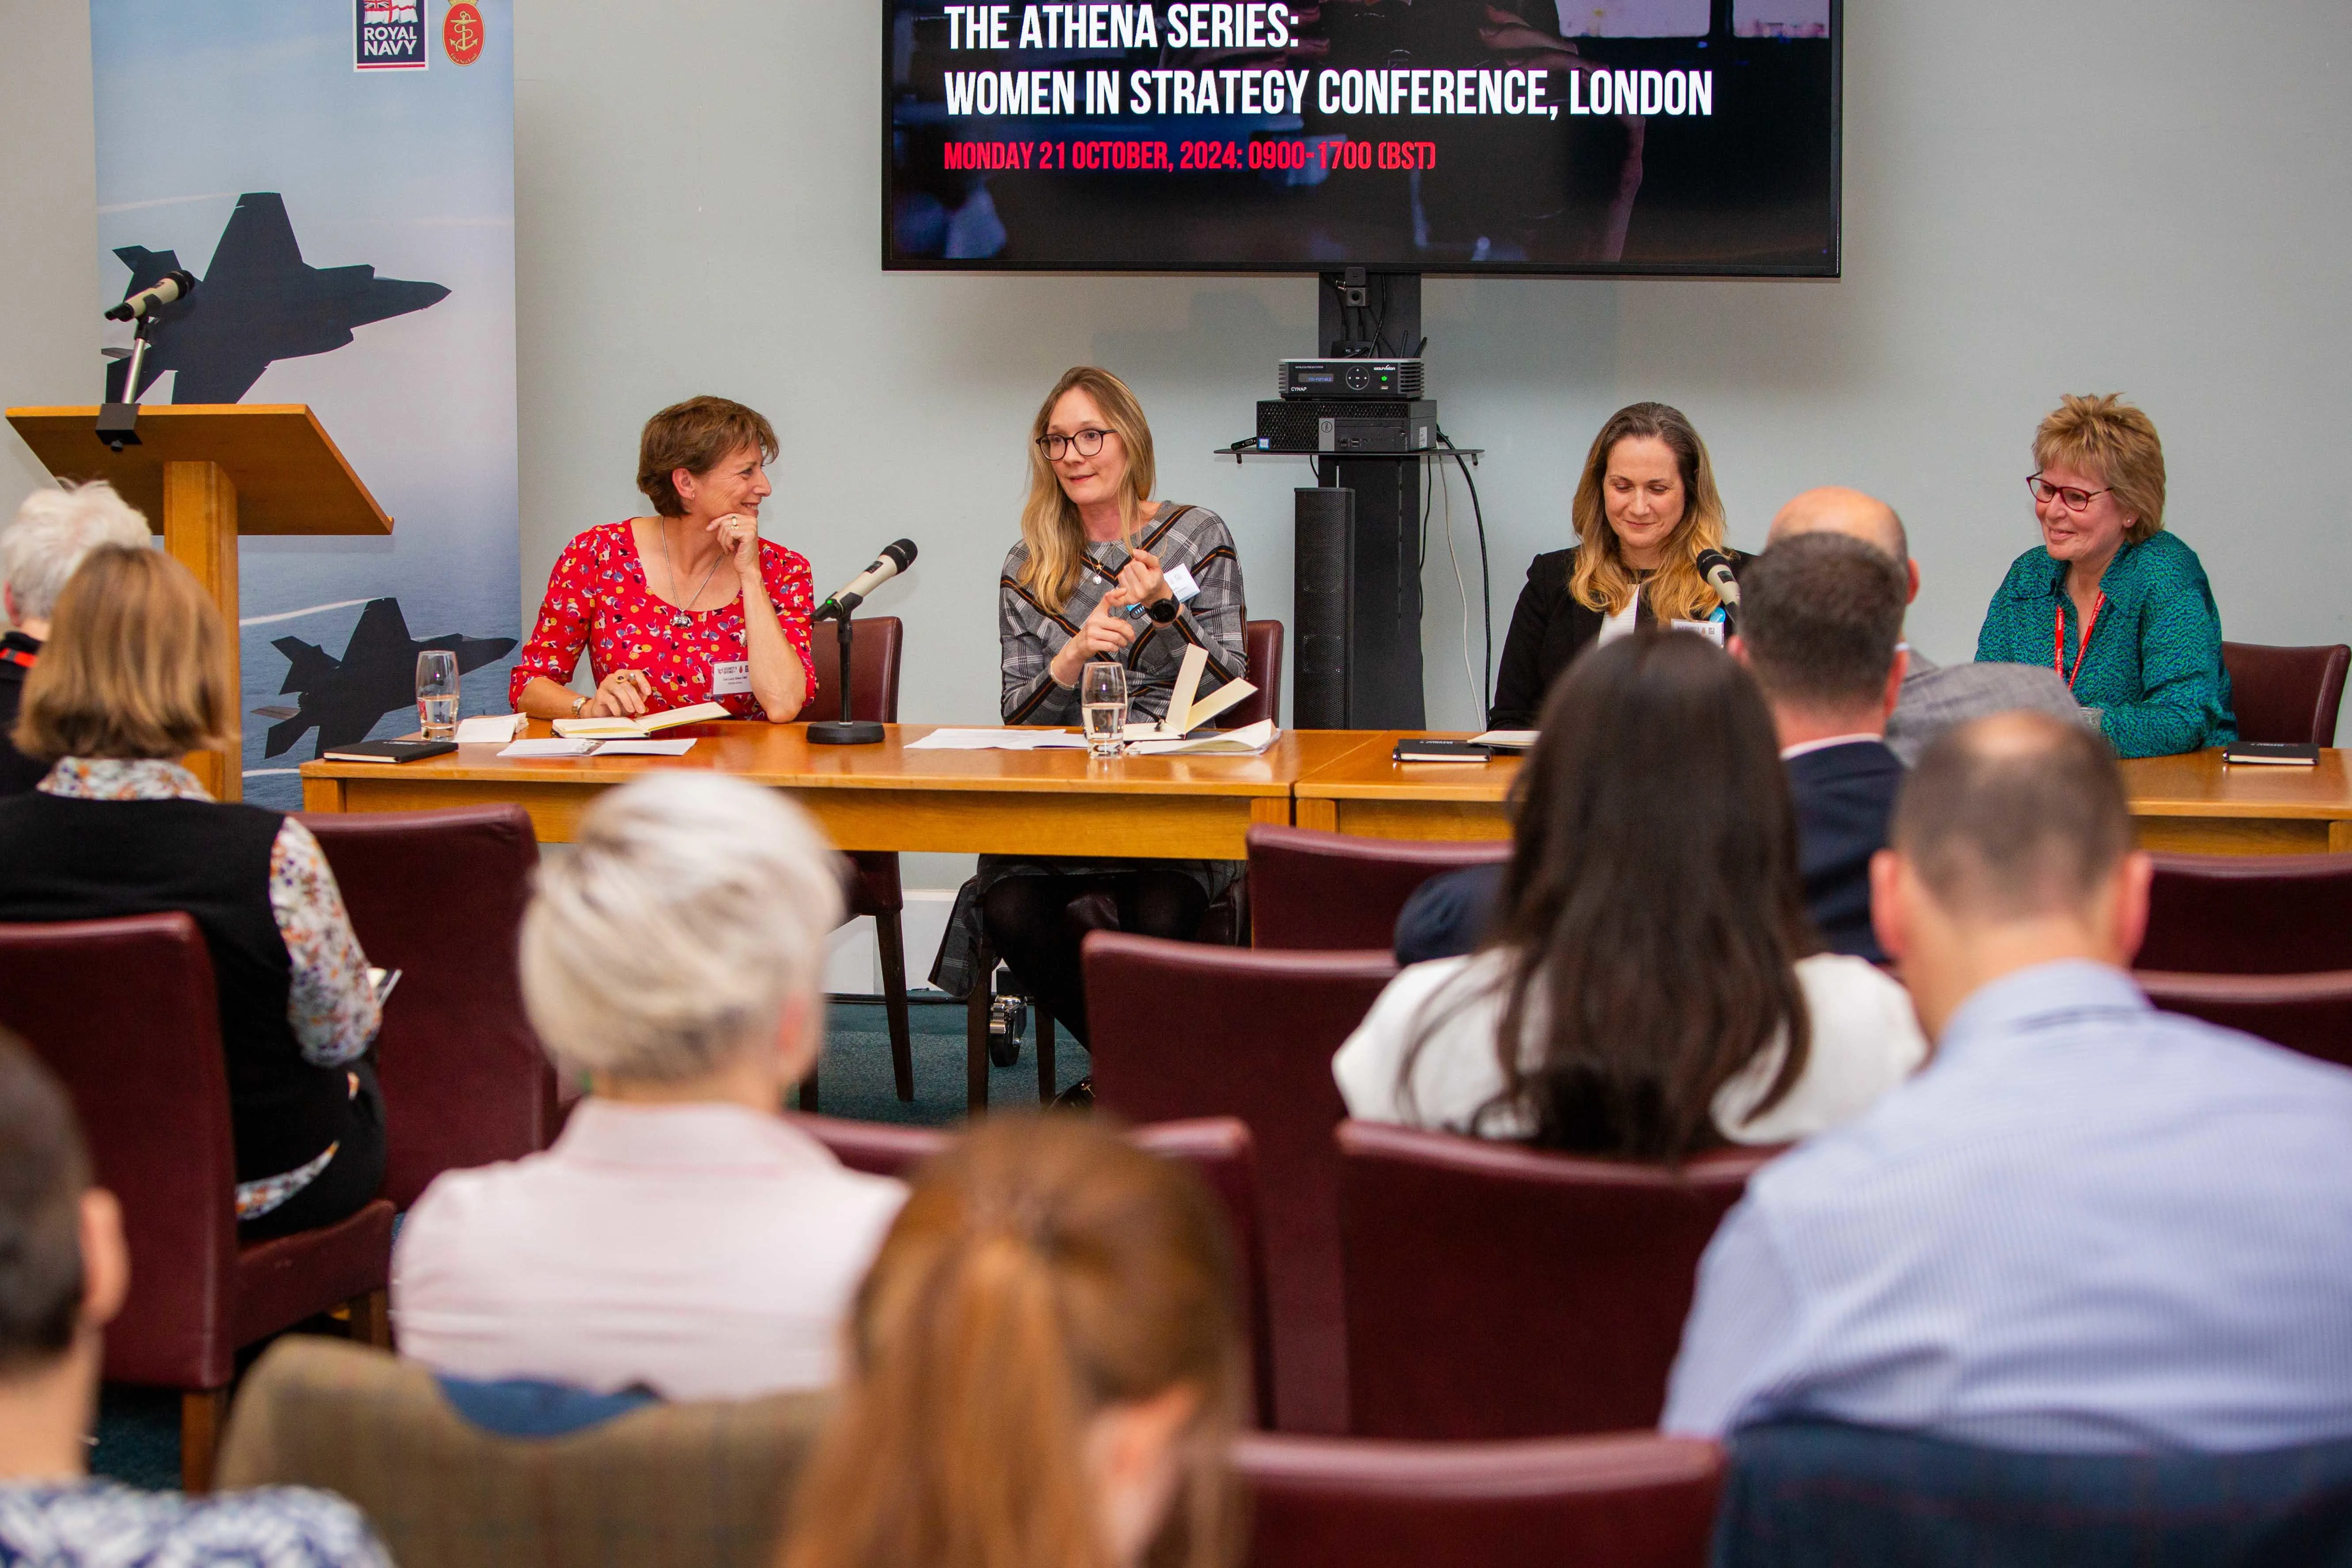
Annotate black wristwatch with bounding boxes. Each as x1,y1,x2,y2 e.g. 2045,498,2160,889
1146,596,1180,624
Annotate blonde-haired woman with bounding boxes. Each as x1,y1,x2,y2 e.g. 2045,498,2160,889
954,367,1248,1065
0,545,385,1239
393,771,904,1399
1488,401,1743,729
1975,393,2234,759
779,1113,1246,1568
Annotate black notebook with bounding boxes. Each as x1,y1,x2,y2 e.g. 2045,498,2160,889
321,740,458,765
1393,738,1492,763
2220,742,2320,766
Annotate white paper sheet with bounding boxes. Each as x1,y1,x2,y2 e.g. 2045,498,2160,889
904,728,1080,751
1470,730,1539,749
456,713,525,742
497,738,598,758
592,738,697,756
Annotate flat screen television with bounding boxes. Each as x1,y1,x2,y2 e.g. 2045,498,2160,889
885,0,1839,275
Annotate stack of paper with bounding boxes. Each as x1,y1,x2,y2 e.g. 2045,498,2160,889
1126,718,1281,756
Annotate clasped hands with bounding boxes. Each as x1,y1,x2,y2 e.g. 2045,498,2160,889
1051,548,1176,686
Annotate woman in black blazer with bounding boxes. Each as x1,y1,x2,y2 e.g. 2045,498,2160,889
1489,402,1745,728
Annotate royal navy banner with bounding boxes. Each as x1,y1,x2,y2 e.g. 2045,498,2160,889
91,0,519,808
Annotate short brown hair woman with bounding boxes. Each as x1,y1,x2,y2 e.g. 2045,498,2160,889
1973,393,2235,758
509,395,816,723
780,1114,1245,1568
0,547,387,1239
1335,632,1925,1156
1486,402,1743,729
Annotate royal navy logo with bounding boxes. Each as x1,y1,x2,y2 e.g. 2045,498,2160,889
443,2,484,65
355,0,428,71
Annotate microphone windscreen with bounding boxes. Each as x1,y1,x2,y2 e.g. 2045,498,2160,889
881,538,917,571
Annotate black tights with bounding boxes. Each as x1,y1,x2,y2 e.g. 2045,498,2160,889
979,869,1209,1047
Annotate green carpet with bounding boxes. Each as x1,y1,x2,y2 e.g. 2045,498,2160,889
91,995,1081,1490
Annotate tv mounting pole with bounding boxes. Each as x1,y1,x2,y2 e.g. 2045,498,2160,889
1294,268,1428,730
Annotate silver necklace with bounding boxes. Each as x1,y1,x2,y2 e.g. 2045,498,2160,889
658,518,726,630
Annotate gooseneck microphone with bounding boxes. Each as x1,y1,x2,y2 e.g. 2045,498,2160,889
1694,548,1741,608
813,539,917,621
105,270,196,322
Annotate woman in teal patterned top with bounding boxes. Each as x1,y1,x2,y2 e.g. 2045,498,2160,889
1974,394,2235,759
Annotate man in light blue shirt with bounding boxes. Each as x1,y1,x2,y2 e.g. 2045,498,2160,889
1664,710,2352,1453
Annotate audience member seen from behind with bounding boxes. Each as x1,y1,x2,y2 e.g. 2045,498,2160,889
1975,394,2235,757
0,547,384,1239
947,365,1249,1055
1728,533,1910,965
1486,401,1743,730
509,395,815,723
0,482,151,794
1666,712,2352,1448
1337,633,1925,1156
1766,486,2077,764
0,1034,389,1566
780,1114,1244,1568
393,771,904,1400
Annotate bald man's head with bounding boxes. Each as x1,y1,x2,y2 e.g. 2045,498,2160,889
1892,711,2132,922
1769,487,1909,565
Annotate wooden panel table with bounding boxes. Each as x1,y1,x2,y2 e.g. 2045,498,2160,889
1295,736,2352,856
300,722,1386,855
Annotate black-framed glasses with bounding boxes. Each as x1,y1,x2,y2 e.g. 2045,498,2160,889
2028,474,2115,512
1038,427,1115,461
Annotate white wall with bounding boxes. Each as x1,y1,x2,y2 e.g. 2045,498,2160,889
10,0,2352,773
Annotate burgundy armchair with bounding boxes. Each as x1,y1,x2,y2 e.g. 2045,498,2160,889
790,1112,1277,1424
2137,851,2352,974
1236,1429,1721,1568
1247,824,1512,951
1086,934,1397,1433
0,913,393,1489
2136,969,2352,1070
2220,641,2350,746
1337,1120,1770,1440
297,803,553,1209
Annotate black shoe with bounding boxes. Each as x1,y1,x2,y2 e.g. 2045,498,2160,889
1052,1075,1094,1110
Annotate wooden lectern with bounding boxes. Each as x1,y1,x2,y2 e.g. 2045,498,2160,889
4,405,393,801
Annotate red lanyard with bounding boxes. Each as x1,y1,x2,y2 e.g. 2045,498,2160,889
2054,593,2104,691
0,647,33,671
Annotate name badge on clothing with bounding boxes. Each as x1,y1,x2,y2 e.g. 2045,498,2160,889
1670,619,1726,646
712,660,752,696
1164,562,1202,603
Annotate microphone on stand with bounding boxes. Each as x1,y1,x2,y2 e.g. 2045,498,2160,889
106,270,196,322
808,539,918,745
1695,548,1740,638
813,539,917,622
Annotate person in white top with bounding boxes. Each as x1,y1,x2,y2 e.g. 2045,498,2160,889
1336,632,1925,1156
392,771,905,1401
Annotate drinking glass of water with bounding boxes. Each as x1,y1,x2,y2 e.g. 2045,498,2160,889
416,649,460,741
1080,661,1128,757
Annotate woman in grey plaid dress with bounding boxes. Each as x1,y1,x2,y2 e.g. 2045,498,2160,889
938,366,1248,1058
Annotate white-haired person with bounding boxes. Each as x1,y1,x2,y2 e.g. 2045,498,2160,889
391,771,905,1400
0,481,150,792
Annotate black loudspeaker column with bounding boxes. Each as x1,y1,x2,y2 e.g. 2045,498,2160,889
1294,487,1355,729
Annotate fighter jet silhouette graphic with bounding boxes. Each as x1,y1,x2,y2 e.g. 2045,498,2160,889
107,192,449,404
255,598,516,758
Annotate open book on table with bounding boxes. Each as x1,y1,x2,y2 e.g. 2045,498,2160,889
1125,718,1280,756
552,701,731,740
1119,645,1259,741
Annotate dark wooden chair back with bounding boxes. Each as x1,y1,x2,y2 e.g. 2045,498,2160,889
2221,641,2350,746
1338,1120,1771,1440
1247,824,1512,950
2138,851,2352,974
1085,934,1397,1433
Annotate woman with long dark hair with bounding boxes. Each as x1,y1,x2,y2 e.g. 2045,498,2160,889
1335,632,1924,1156
1486,401,1743,730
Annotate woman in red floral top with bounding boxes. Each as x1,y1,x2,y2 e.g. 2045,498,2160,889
510,397,815,722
